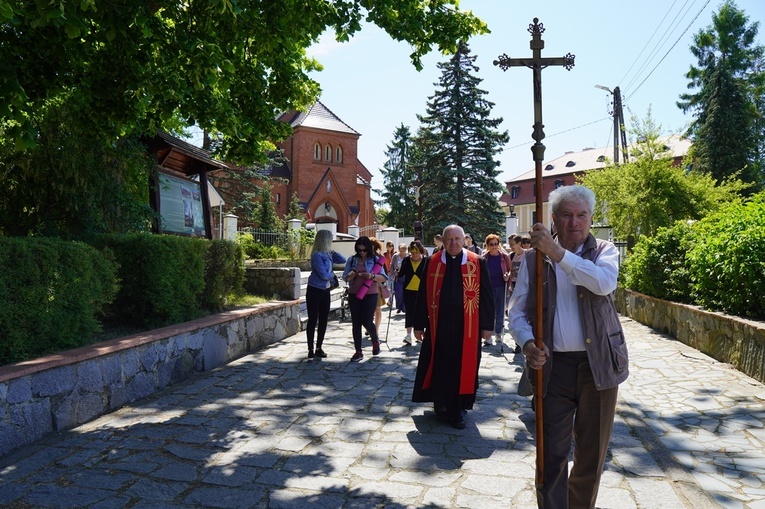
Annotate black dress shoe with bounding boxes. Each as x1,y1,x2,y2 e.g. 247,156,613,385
451,416,466,429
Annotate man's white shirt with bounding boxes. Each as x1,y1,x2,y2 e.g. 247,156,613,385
507,241,619,351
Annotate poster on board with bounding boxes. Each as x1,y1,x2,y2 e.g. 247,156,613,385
157,172,207,237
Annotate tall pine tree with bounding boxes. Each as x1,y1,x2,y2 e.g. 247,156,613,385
377,124,418,234
677,1,764,191
416,41,508,241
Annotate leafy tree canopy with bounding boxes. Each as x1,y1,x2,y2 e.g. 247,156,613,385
0,1,488,163
578,111,747,247
677,0,764,189
0,100,155,238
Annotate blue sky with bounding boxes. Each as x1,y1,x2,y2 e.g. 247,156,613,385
306,0,765,195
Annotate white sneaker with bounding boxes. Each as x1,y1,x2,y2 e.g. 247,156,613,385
483,337,494,346
403,334,412,345
495,333,503,344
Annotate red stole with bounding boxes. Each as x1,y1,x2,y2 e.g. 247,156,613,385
422,249,481,395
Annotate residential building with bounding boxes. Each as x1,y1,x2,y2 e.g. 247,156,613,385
500,135,692,234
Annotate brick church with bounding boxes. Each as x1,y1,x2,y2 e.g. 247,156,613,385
269,101,376,231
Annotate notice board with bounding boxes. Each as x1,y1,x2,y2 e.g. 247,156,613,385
157,172,207,237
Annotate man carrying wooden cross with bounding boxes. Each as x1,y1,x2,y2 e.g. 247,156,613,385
508,185,629,508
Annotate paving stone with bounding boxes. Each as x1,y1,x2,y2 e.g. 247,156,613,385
1,314,763,508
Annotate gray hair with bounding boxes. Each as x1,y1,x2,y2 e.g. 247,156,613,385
548,185,596,215
442,224,465,237
311,229,333,254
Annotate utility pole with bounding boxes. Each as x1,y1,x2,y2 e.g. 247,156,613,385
595,85,629,164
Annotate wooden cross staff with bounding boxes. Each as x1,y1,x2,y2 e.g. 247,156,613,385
494,17,574,490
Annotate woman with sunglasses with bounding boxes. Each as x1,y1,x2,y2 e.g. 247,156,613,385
483,234,512,346
342,236,389,361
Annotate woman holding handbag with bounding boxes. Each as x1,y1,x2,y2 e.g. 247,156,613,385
342,236,388,362
305,229,346,359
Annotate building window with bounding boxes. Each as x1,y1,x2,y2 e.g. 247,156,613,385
554,179,564,189
565,160,576,167
325,145,332,162
511,186,520,199
314,143,321,160
336,146,343,163
544,164,554,171
596,155,606,162
276,193,281,205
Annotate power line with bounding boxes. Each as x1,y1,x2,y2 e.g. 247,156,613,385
623,0,700,94
624,0,712,102
618,0,682,87
505,117,611,150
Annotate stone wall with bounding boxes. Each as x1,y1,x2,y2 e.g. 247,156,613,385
244,267,302,300
0,301,301,459
615,288,765,385
247,259,311,271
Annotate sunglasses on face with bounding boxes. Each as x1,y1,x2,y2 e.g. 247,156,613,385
409,248,421,254
356,248,367,253
488,242,499,247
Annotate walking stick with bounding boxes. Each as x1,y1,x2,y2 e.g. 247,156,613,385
533,242,545,489
383,302,393,351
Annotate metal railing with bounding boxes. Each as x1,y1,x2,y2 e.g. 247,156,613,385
239,227,289,250
614,241,628,268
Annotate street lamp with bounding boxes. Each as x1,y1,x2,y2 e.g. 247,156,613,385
506,204,518,237
594,84,628,164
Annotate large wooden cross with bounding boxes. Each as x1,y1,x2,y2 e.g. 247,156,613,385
494,17,574,491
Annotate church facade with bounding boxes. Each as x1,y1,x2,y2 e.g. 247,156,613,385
270,101,376,231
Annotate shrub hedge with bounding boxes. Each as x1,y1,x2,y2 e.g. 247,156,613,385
202,239,245,311
237,232,289,259
685,195,765,320
1,234,246,366
91,233,209,327
0,237,117,364
622,221,694,303
623,193,765,320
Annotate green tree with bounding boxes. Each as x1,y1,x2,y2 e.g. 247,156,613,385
0,103,155,238
287,192,305,222
579,113,746,247
377,124,417,233
374,206,390,227
207,150,289,228
254,185,283,231
1,1,488,163
416,41,508,241
677,0,765,191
